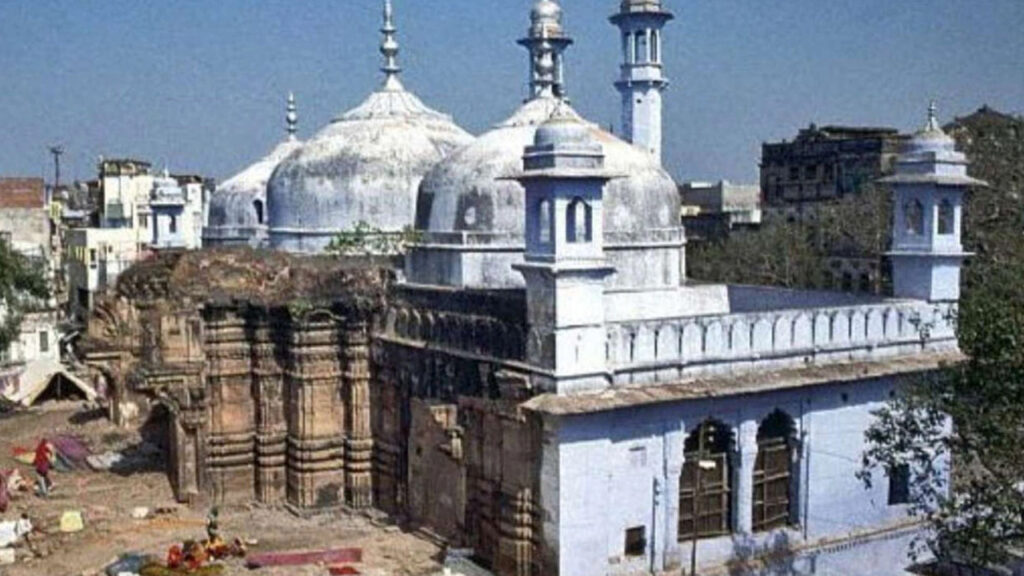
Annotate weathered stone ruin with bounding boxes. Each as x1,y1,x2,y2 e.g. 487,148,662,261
81,248,540,574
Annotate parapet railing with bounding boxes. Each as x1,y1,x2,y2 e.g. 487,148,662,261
607,299,957,382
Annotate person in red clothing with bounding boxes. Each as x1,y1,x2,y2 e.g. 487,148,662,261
33,439,53,497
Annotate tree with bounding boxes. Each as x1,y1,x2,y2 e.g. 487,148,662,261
0,238,50,356
860,256,1024,571
325,221,421,257
860,108,1024,571
687,219,824,288
687,184,891,290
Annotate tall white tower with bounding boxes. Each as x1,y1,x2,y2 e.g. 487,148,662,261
513,107,616,395
611,0,673,163
882,102,986,302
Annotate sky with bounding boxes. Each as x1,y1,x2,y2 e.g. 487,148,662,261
1,0,1022,186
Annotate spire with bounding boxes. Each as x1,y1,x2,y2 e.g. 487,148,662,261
380,0,402,90
925,100,941,132
286,92,298,140
518,0,573,101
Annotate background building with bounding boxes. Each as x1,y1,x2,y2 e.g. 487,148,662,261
0,177,87,406
679,180,762,242
761,124,906,220
66,227,138,321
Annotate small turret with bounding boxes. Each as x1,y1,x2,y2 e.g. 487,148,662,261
514,108,617,394
518,0,574,100
881,102,987,302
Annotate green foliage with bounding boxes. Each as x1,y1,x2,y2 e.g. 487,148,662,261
325,221,421,257
860,257,1024,569
688,184,890,289
687,219,825,288
0,238,50,355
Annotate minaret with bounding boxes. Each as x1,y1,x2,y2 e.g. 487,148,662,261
513,107,616,394
881,102,986,302
380,0,402,90
286,92,298,140
518,0,573,100
611,0,673,162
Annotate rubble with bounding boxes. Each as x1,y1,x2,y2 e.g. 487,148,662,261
0,405,442,576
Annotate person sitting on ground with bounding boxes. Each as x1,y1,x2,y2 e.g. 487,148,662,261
33,439,54,497
206,506,220,542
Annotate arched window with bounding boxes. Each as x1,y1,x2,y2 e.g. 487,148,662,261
634,31,647,63
904,199,924,235
679,420,734,541
169,215,177,234
538,199,552,243
651,30,660,63
253,199,265,225
938,199,954,235
566,197,592,243
841,272,853,292
753,410,798,532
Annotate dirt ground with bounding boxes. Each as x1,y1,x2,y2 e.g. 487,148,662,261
0,403,442,576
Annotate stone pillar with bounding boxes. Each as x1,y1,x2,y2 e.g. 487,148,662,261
285,316,346,510
204,311,256,504
370,364,402,514
734,419,759,535
344,321,374,508
253,316,287,504
496,486,534,576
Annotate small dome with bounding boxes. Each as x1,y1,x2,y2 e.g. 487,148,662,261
267,86,473,253
533,109,591,147
906,101,957,155
205,137,301,247
532,0,562,21
530,0,564,36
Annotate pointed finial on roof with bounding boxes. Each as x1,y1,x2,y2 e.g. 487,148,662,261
380,0,403,90
926,100,941,132
286,92,298,140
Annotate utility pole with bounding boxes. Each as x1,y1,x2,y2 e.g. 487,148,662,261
48,145,65,196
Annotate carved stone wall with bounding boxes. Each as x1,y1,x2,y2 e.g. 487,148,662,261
79,251,546,576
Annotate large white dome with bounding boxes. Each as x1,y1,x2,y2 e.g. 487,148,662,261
416,96,679,238
267,85,473,254
408,96,684,290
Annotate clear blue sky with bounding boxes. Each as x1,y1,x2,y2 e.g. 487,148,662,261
1,0,1021,185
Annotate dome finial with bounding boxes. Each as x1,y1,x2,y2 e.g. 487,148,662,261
926,99,940,132
286,92,298,140
380,0,402,90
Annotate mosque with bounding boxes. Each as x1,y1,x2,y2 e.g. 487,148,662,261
89,1,981,574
